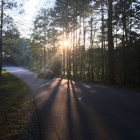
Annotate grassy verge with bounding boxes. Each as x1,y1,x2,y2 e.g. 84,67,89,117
0,69,36,140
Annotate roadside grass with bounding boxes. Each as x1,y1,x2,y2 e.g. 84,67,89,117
0,69,36,140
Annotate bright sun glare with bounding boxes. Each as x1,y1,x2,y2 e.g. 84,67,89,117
64,40,68,47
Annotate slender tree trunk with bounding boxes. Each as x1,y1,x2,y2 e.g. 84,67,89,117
67,43,69,79
66,28,69,79
79,16,83,76
121,0,127,86
104,38,107,82
75,16,78,77
90,16,93,82
101,3,104,82
108,0,116,84
83,15,86,80
73,24,75,78
75,0,79,78
0,0,4,80
69,30,72,79
68,29,72,79
63,27,65,75
139,40,140,86
88,47,91,81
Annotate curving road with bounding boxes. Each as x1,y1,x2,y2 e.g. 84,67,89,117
3,62,140,140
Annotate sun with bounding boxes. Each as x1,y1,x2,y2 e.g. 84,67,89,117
64,40,68,47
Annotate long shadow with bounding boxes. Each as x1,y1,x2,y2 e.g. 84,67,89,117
66,79,73,140
34,78,63,140
32,78,56,94
23,79,57,140
22,79,58,140
73,81,140,140
66,80,94,140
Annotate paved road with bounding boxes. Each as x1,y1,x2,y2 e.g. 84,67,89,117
3,63,140,140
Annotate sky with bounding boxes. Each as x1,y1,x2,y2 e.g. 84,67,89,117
13,0,55,38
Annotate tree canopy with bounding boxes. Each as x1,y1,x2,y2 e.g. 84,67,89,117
1,0,140,87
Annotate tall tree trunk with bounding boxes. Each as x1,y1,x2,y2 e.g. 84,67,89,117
75,16,78,77
121,0,127,86
88,47,91,81
139,40,140,86
63,27,65,75
0,0,4,80
101,2,104,82
73,23,75,78
90,16,94,82
108,0,116,84
66,28,70,79
74,0,78,79
79,16,83,76
68,27,72,79
83,15,86,80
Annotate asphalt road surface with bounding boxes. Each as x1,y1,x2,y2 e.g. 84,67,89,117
2,62,140,140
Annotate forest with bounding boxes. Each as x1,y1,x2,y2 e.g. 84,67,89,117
0,0,140,88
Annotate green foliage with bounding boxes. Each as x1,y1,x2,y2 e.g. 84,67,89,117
8,0,133,88
5,0,139,88
115,34,140,87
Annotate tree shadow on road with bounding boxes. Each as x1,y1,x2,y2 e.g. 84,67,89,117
33,78,63,140
72,81,140,140
66,79,95,140
19,78,140,140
